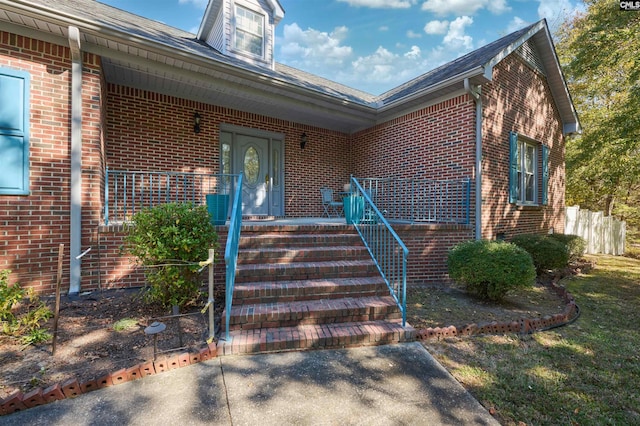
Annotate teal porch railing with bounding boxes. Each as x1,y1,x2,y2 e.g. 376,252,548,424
104,169,237,225
358,177,471,225
349,177,409,327
223,173,243,342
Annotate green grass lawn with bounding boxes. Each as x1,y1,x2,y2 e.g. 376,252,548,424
420,255,640,425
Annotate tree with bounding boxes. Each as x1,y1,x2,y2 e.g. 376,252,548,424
556,0,640,238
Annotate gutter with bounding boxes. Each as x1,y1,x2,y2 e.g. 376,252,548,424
377,67,485,113
464,78,483,240
68,26,82,295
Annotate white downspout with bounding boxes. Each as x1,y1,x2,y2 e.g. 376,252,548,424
464,78,482,240
68,26,82,294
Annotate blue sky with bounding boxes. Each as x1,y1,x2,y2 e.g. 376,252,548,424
99,0,585,95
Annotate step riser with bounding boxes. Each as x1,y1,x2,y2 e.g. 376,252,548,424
239,235,361,249
235,264,379,283
234,289,389,305
226,312,403,331
232,278,389,304
217,321,416,356
238,247,369,264
224,302,401,330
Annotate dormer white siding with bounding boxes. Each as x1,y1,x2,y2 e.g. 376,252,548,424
198,0,284,70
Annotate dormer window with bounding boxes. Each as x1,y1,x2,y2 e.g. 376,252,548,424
198,0,283,69
234,4,264,58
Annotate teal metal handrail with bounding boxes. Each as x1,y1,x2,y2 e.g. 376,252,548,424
349,177,409,326
104,169,235,225
223,173,243,342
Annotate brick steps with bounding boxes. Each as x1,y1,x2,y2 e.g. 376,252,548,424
220,224,415,356
217,319,416,355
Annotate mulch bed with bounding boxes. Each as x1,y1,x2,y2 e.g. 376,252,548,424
0,287,217,402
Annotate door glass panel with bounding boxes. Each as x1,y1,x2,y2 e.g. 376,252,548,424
272,148,279,187
244,146,260,185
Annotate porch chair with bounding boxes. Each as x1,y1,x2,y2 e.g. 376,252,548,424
320,187,343,217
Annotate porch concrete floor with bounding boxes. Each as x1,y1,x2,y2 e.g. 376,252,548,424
241,217,347,226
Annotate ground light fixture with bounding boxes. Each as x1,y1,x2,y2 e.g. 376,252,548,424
144,321,166,361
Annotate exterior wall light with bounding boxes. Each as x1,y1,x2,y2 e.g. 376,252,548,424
300,132,307,149
194,112,201,133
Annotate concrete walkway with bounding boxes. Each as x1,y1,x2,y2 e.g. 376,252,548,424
1,343,499,425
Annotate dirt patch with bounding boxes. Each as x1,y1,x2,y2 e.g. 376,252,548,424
0,288,217,400
406,279,566,330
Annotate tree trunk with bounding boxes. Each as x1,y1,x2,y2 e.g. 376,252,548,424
604,194,615,217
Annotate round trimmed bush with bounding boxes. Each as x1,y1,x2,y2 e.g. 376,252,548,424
510,234,570,273
548,233,586,261
447,240,536,301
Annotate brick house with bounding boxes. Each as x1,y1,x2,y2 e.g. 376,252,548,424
0,0,579,296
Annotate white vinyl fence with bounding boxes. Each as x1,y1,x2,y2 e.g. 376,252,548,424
565,206,626,255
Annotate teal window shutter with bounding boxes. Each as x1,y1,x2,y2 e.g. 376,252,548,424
508,131,518,203
0,68,30,195
541,144,550,205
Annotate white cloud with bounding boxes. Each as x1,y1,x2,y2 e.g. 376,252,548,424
537,0,585,31
443,16,474,50
279,23,353,69
344,45,429,91
404,45,422,59
421,0,510,16
178,0,208,8
407,30,423,38
379,25,390,31
337,0,416,8
424,20,449,35
506,16,529,34
276,15,477,95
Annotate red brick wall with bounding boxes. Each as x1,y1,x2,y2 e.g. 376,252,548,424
396,224,474,285
351,94,477,181
0,32,102,294
481,54,566,240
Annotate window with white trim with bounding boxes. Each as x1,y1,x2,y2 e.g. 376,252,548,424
234,4,264,57
0,67,30,195
509,132,549,206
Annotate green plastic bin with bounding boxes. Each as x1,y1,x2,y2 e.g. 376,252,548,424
343,195,364,225
206,194,229,226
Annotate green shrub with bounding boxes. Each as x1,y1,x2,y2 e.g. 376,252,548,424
548,233,587,261
124,202,218,309
510,234,570,273
0,270,52,345
447,240,536,301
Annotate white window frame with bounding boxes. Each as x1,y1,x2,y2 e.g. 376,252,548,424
516,139,538,205
233,3,264,58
